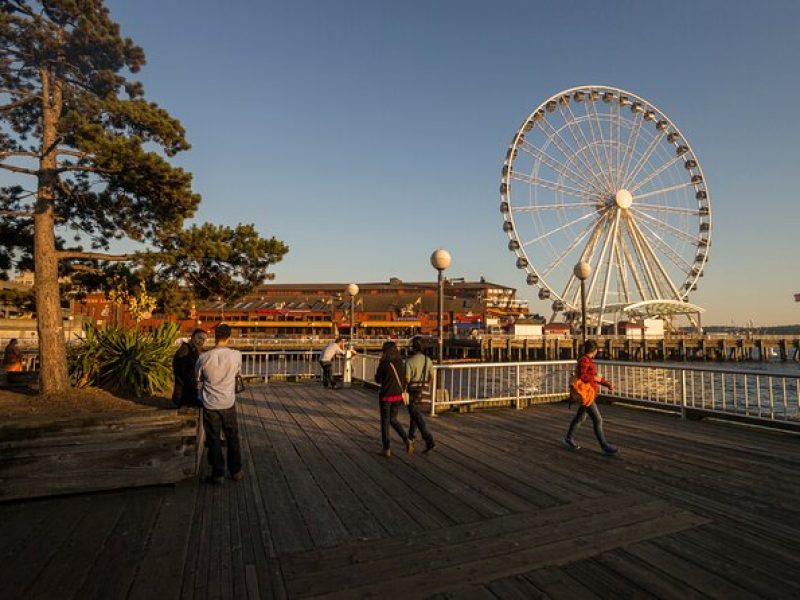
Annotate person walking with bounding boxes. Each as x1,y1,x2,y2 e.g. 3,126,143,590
319,337,355,389
564,340,619,455
404,336,436,453
196,324,244,484
374,341,412,458
172,328,207,407
2,339,23,372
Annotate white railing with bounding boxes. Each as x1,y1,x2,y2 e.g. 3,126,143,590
426,359,799,427
351,353,381,384
240,350,356,382
598,361,800,425
429,360,576,414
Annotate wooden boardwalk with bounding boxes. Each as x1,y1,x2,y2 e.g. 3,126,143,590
1,383,799,599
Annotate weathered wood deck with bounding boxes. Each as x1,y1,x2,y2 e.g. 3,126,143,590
1,383,799,599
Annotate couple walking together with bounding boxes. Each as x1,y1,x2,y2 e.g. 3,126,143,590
374,337,436,457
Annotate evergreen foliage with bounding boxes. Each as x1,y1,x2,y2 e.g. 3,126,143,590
0,1,288,393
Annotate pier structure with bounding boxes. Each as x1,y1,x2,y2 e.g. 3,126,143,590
447,334,800,363
2,382,798,598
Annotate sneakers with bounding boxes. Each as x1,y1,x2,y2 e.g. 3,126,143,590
406,439,415,455
377,449,391,458
205,475,225,485
563,436,581,450
602,444,619,456
231,470,245,481
423,440,437,453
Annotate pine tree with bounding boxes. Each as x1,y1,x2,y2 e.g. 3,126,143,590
0,1,287,394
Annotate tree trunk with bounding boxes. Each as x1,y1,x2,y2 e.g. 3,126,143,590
35,67,69,395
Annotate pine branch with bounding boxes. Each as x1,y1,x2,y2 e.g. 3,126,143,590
58,251,138,261
0,94,39,112
0,162,38,175
0,209,34,217
0,151,38,159
55,165,115,175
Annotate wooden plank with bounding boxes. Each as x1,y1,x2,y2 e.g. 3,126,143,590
3,494,96,597
128,483,199,600
75,487,164,599
558,557,653,599
624,540,759,599
309,386,494,525
25,492,131,600
652,529,800,597
593,549,703,600
486,575,548,600
522,567,601,600
309,507,706,598
285,499,707,597
236,393,287,600
270,385,387,541
181,482,211,600
288,385,433,537
297,386,458,530
280,493,632,580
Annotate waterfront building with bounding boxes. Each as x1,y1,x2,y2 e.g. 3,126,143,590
69,279,534,339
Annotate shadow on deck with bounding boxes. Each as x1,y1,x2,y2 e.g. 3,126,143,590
2,383,799,599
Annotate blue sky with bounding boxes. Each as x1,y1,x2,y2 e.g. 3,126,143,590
102,0,799,325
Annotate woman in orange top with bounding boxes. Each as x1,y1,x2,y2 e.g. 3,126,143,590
3,339,23,372
564,340,618,455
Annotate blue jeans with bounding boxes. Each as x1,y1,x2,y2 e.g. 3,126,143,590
407,388,433,445
566,402,609,448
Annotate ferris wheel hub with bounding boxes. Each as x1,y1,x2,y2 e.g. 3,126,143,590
615,188,633,209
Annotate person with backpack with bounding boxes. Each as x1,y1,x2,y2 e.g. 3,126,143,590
404,336,436,453
564,340,619,455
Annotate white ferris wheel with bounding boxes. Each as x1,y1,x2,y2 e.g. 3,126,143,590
500,85,711,330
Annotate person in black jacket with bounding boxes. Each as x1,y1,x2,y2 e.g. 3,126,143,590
373,341,412,458
172,328,207,407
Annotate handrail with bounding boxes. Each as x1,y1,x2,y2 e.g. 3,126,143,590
427,359,799,428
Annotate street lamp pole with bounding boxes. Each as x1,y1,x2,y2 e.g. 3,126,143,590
346,283,359,343
430,249,452,364
573,261,591,348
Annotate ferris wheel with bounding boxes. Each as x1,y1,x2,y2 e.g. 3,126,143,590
500,85,711,329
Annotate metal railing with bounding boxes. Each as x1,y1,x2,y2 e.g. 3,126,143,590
425,359,799,427
240,350,349,382
598,361,800,425
428,360,576,414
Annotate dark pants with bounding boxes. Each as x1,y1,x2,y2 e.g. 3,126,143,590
566,402,609,448
379,400,407,451
203,406,243,478
320,361,335,388
407,388,433,445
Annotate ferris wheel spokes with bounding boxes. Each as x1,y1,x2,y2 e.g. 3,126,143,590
517,141,598,193
631,209,698,245
501,86,711,324
558,102,614,192
537,116,610,193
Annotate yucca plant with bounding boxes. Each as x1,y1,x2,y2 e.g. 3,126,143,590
68,322,180,397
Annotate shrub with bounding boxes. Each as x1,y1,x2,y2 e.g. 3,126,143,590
68,322,180,397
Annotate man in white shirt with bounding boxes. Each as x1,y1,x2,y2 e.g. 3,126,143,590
196,324,244,484
319,337,355,390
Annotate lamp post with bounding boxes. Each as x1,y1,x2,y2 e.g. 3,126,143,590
345,283,359,342
430,249,452,363
573,261,591,348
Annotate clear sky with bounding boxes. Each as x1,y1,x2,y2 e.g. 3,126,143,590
100,0,799,325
